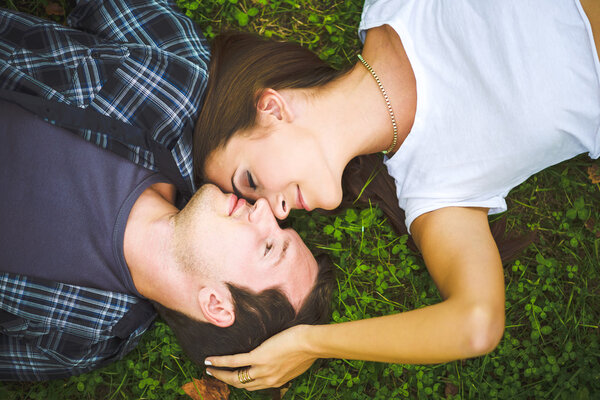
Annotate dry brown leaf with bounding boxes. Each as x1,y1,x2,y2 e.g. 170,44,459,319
279,386,290,398
45,2,65,16
587,164,600,184
181,376,230,400
444,382,459,396
267,386,290,400
584,218,600,238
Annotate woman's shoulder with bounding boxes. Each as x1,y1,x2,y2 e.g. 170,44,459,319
358,0,412,43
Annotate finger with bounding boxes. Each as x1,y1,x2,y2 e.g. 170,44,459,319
204,353,253,369
206,367,266,391
205,368,241,388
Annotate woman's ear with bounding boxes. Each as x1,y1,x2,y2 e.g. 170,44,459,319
256,88,294,123
197,286,235,328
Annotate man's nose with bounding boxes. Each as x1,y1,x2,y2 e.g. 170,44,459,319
250,198,280,231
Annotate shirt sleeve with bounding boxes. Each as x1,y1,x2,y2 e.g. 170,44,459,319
402,196,508,234
0,272,155,380
67,0,210,66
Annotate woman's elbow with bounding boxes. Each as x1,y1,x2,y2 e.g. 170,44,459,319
462,303,505,357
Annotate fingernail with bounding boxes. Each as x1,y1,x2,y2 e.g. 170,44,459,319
206,370,212,376
204,360,212,366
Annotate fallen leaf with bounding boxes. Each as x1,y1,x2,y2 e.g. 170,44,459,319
587,164,600,184
445,382,459,396
280,386,290,398
181,376,230,400
268,385,290,400
45,2,65,16
584,218,600,238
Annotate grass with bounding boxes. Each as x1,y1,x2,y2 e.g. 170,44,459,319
1,0,599,398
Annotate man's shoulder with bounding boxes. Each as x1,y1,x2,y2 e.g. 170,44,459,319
68,0,210,65
0,6,203,195
0,272,156,380
0,272,154,335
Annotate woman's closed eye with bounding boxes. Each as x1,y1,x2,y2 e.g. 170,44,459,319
231,170,256,199
246,171,257,190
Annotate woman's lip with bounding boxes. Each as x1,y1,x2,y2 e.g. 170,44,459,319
229,194,247,216
231,196,247,215
297,186,311,211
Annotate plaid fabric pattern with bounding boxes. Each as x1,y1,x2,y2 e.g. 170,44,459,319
0,0,207,380
0,272,156,381
0,0,210,193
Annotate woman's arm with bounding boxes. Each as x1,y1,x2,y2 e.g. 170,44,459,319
206,207,506,390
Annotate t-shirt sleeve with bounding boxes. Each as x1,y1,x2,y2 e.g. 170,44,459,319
403,196,508,234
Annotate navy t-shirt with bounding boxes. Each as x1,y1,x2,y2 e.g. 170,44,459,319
0,100,168,297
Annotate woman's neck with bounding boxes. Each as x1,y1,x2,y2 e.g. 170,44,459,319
304,25,416,166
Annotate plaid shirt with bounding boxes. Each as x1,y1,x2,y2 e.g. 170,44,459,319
0,0,209,380
0,272,156,381
0,0,210,194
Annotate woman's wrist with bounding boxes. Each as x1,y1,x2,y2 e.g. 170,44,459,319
295,324,326,358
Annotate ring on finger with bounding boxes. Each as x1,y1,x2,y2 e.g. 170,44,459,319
237,367,255,384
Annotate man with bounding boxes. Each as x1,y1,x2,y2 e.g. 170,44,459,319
0,99,333,380
0,1,334,380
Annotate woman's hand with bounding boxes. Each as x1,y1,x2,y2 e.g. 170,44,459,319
204,324,317,391
205,207,505,391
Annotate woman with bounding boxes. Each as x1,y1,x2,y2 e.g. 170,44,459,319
196,0,600,390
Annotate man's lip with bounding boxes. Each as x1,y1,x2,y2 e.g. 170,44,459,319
296,187,311,211
229,194,247,216
228,194,237,215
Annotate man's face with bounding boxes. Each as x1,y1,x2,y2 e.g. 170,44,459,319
183,184,318,310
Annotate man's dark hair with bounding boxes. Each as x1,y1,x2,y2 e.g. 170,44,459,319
152,254,335,364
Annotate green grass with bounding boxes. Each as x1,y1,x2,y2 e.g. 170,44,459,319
1,0,599,398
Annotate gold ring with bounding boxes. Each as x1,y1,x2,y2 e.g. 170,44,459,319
237,367,254,384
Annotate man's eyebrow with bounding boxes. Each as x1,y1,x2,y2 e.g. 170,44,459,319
231,176,242,198
273,238,289,268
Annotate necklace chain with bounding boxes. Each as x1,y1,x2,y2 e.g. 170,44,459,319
357,54,398,155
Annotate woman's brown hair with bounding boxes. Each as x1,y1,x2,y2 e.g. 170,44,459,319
341,154,534,263
194,32,532,263
193,32,343,187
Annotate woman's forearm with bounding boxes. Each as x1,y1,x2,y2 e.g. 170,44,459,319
204,280,505,390
303,296,505,365
205,209,506,389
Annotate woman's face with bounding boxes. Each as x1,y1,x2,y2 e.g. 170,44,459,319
204,123,344,220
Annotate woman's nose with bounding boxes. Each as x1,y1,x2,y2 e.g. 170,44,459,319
270,193,290,220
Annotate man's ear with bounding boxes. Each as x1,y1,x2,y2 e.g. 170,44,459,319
256,88,293,123
197,286,235,328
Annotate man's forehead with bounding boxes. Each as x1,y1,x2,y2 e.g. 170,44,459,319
285,229,309,260
283,231,318,306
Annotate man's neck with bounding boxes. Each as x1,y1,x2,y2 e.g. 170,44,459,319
123,183,181,302
123,184,210,322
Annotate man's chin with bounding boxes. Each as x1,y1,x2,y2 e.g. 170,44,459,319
195,183,226,202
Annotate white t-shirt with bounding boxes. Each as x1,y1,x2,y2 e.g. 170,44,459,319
358,0,600,232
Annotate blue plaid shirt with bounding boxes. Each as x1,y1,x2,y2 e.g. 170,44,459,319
0,0,209,380
0,0,210,194
0,272,155,381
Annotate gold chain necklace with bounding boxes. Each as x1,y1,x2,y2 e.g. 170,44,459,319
357,54,398,154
